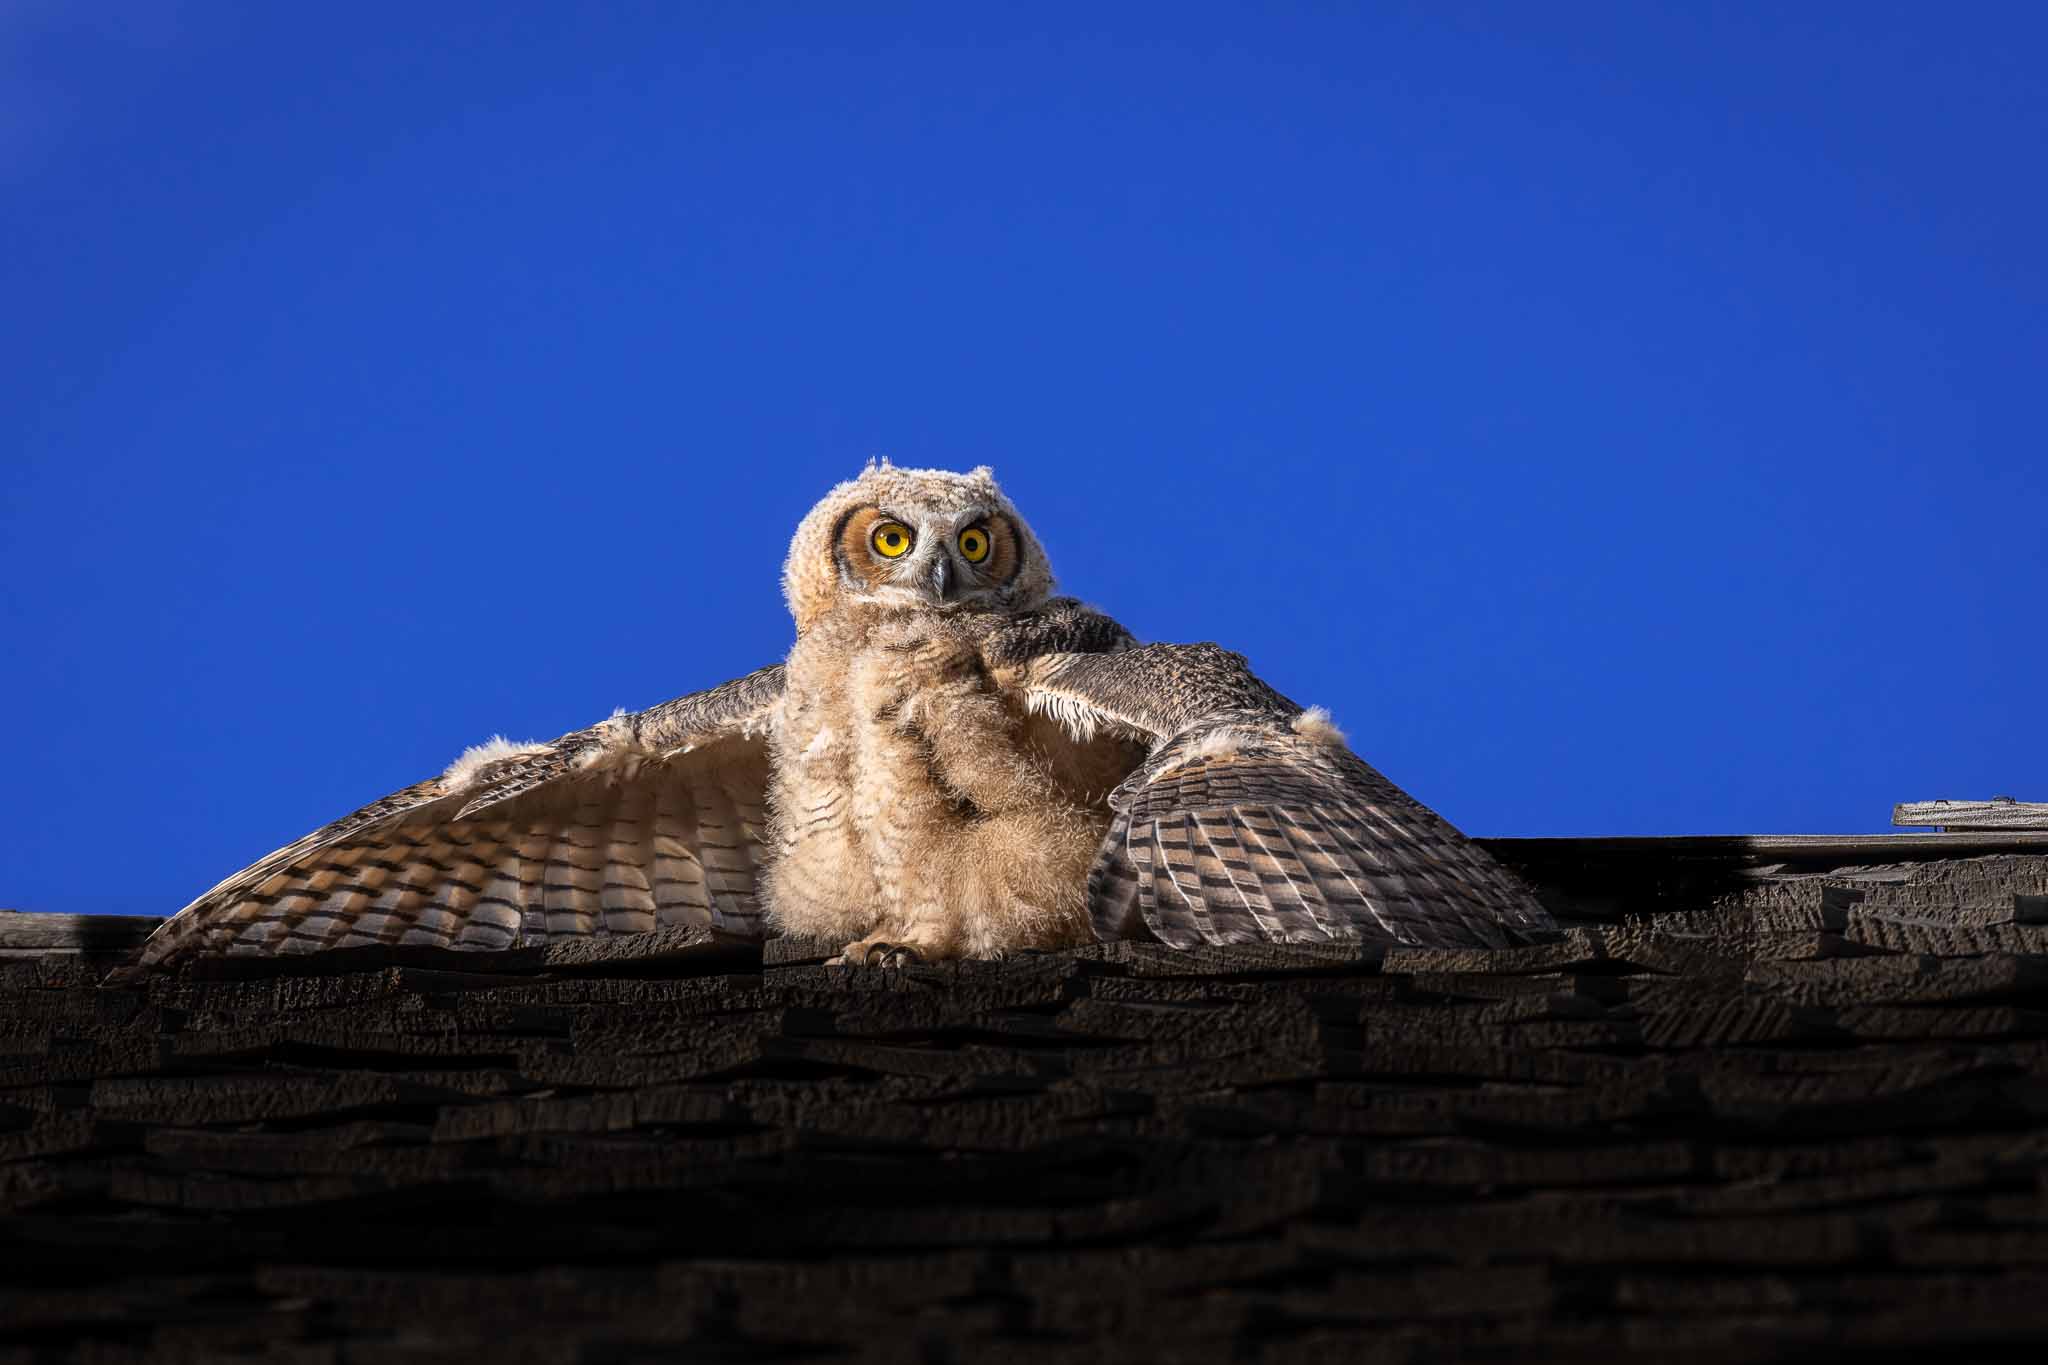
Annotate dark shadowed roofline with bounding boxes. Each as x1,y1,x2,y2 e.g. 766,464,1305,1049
5,832,2048,1357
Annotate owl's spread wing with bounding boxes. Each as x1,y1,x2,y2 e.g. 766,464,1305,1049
128,666,787,973
1024,644,1557,950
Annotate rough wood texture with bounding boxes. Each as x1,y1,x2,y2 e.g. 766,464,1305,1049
0,912,162,956
9,845,2048,1358
1896,799,2048,831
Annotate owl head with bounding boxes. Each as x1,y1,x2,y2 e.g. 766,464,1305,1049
782,461,1055,633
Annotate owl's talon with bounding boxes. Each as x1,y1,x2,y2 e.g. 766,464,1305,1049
835,938,928,969
867,622,983,686
867,941,924,968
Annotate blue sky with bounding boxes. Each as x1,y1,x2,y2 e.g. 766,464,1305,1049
4,4,2043,916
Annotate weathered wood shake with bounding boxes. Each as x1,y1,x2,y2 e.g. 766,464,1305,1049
5,829,2048,1360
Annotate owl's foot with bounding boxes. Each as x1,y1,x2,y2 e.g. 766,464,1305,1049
834,938,931,969
865,619,985,707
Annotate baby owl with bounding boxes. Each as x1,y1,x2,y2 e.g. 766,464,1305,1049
128,463,1553,973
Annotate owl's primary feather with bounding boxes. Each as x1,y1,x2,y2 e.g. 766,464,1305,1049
125,667,784,973
126,463,1553,974
1024,646,1552,949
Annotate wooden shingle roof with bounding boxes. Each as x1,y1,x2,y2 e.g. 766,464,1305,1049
5,834,2048,1361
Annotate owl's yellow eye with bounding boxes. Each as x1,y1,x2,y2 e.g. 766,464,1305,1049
871,522,914,559
957,527,990,563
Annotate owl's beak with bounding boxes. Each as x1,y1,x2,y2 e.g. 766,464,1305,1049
929,556,955,602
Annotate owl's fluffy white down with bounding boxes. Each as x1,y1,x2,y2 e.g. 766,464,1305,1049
443,736,552,790
1290,705,1346,747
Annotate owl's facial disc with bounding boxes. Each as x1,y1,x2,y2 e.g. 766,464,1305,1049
835,504,1020,612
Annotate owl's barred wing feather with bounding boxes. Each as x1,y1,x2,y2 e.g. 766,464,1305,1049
127,666,786,974
1025,645,1556,951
